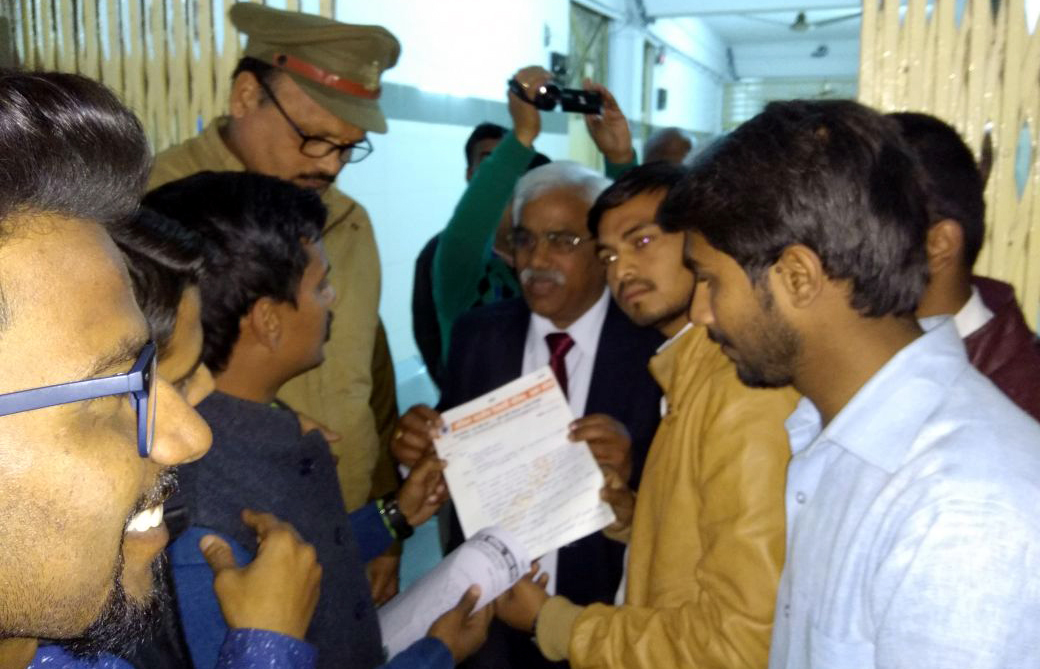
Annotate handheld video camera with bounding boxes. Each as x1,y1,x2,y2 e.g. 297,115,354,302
508,77,603,115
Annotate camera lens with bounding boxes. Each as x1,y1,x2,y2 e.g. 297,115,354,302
532,83,561,111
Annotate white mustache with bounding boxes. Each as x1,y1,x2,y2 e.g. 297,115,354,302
520,268,567,287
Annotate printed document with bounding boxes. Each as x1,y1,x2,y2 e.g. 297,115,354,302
378,526,530,657
435,366,615,559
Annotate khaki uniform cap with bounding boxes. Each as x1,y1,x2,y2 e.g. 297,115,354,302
230,3,400,133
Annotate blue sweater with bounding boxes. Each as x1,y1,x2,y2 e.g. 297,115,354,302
169,527,450,669
173,391,452,669
33,629,450,669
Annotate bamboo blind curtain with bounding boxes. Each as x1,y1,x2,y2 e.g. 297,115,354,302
0,0,335,153
860,0,1040,327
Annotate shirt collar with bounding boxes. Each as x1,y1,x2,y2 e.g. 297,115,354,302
649,324,703,403
785,397,823,456
953,285,995,338
206,117,248,172
656,321,693,353
529,287,611,355
787,319,971,472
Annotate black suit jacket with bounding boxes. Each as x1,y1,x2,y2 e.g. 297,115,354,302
440,297,663,669
411,234,445,389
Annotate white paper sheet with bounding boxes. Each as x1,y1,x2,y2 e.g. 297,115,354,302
378,526,530,658
434,366,615,559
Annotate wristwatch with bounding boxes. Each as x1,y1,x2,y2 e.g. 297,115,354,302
376,493,414,541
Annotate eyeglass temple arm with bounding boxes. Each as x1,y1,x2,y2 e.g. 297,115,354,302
0,373,143,418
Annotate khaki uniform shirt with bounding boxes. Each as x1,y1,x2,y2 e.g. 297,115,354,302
150,119,382,510
537,325,799,668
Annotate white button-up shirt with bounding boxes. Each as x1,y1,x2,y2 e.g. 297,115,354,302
770,319,1040,669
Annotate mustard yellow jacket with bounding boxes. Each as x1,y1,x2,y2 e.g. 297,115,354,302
536,325,798,668
149,120,384,510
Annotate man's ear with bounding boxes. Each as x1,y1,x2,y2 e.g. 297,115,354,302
245,297,282,351
925,219,964,274
770,244,824,309
229,72,264,119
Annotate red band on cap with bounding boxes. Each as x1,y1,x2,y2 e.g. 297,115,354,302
274,53,381,100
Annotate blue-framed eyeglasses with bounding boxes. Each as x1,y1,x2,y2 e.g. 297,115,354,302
0,342,157,457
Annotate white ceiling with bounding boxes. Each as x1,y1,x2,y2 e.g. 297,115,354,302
643,1,863,44
696,8,862,44
641,0,865,78
642,0,862,18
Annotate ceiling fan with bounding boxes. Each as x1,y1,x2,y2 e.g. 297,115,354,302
742,9,863,32
790,10,862,31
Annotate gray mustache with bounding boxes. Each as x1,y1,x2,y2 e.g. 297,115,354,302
520,268,567,286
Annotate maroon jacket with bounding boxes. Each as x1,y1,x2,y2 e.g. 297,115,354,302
964,277,1040,422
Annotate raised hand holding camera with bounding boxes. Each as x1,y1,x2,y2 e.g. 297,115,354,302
507,65,631,164
507,77,603,115
581,79,635,164
507,66,552,146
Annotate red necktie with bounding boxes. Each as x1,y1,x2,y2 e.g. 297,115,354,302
545,332,575,397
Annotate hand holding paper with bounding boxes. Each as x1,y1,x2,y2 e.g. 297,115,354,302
378,526,530,658
396,454,448,527
494,564,550,632
600,466,636,537
435,367,616,558
392,403,443,467
378,369,617,658
428,586,494,663
570,413,633,482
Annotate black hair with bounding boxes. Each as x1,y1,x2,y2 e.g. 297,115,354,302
888,112,985,269
143,172,327,373
0,69,150,330
231,56,279,87
465,122,507,169
658,99,930,318
587,162,686,237
643,127,692,165
113,208,204,357
0,69,148,226
527,151,551,172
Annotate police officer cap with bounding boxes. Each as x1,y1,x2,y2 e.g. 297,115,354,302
230,3,400,133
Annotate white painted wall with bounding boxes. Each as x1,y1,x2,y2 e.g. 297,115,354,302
647,17,728,133
606,22,646,123
335,0,570,99
343,119,568,379
326,1,727,381
732,37,859,79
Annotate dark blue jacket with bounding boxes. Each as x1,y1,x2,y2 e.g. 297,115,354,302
174,391,450,669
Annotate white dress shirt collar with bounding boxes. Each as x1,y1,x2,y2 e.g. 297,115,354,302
952,285,994,338
523,287,611,419
529,288,611,360
785,319,969,473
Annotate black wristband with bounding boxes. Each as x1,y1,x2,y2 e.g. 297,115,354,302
377,493,414,541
